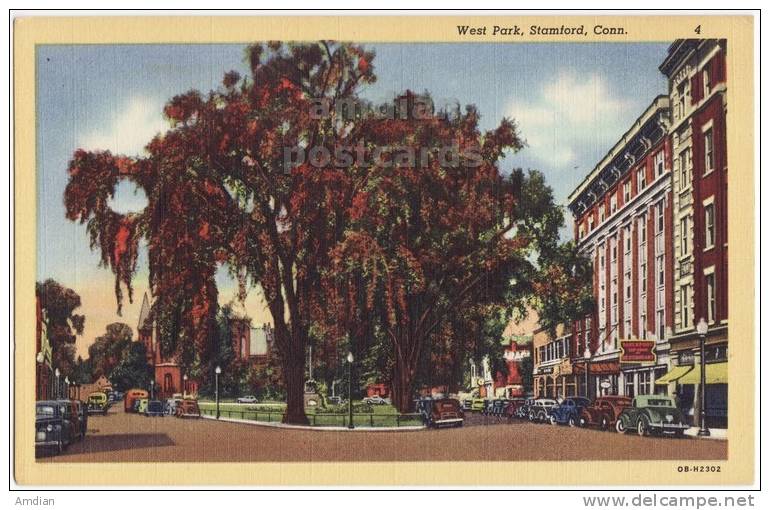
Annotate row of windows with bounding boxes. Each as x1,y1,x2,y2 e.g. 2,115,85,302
537,336,571,364
678,269,718,330
578,151,666,240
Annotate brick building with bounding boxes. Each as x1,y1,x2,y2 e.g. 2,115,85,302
658,39,728,428
532,324,574,399
35,295,53,400
568,96,674,400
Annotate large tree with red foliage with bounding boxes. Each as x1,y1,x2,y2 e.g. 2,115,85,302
64,41,375,424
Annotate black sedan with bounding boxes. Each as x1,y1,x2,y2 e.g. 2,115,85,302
35,401,75,455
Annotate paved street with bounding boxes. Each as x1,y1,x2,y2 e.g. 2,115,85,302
38,405,727,463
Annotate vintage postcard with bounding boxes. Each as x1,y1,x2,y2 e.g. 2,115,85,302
13,13,756,487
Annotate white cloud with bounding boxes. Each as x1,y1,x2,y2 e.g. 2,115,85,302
507,72,634,169
80,96,168,156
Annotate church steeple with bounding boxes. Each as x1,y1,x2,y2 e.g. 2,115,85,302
137,292,151,333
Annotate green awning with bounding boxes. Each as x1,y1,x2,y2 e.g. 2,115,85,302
678,362,728,385
654,365,693,385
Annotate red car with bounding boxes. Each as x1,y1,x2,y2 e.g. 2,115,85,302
503,398,527,419
175,399,201,418
578,396,632,430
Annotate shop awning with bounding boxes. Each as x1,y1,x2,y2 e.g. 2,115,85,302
654,365,692,385
678,362,728,385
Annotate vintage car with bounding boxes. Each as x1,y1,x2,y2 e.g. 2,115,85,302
514,397,536,419
124,388,149,413
362,395,390,405
35,401,74,454
548,396,591,426
425,398,464,428
86,391,110,415
175,399,201,418
164,397,183,415
236,395,258,404
615,395,689,437
136,398,149,414
503,398,527,419
528,398,559,423
145,400,165,417
63,399,88,440
579,396,632,430
470,398,487,412
482,399,509,416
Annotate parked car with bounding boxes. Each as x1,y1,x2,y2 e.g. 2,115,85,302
548,397,591,426
164,398,182,416
363,395,390,405
112,391,124,401
236,395,258,404
425,398,464,428
65,399,88,440
136,398,149,414
503,398,527,419
470,398,487,412
144,400,165,417
35,401,74,454
528,398,558,423
175,399,201,418
86,391,110,415
579,396,632,430
483,399,509,417
616,395,689,437
514,397,536,419
124,388,150,413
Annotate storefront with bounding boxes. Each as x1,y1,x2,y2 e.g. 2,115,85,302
573,361,620,399
655,346,728,428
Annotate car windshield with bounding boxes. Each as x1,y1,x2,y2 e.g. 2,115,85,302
647,398,675,407
36,405,56,416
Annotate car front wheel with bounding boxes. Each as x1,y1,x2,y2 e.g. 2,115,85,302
568,416,577,427
578,415,588,428
549,415,557,426
615,418,626,434
600,416,610,431
637,417,649,437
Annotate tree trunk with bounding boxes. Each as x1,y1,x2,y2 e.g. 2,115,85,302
391,353,416,413
282,352,309,425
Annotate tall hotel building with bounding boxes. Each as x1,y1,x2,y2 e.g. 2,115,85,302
658,39,728,428
568,96,674,400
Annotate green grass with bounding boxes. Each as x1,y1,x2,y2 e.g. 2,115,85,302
197,401,422,428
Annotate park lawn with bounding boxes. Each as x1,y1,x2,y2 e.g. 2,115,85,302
197,401,422,427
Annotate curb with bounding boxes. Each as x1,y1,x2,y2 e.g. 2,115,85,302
201,414,426,432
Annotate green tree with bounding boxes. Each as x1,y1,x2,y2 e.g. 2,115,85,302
36,279,85,377
109,342,153,391
88,322,133,379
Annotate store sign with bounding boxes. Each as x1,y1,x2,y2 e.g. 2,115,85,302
600,380,612,389
678,351,695,366
620,340,656,364
537,366,554,375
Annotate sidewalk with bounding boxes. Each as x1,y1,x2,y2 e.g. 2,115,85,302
684,427,727,440
201,413,426,432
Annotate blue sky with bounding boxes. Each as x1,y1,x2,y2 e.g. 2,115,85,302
36,42,668,355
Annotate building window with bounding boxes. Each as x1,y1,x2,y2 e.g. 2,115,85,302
611,237,617,262
704,128,714,173
704,202,715,249
657,310,665,341
588,217,594,232
678,149,690,190
657,255,664,287
625,375,635,397
637,168,647,191
680,216,690,256
599,204,605,222
579,225,585,240
656,202,665,233
623,181,631,203
706,272,716,323
676,82,687,120
624,226,632,253
703,67,711,96
680,284,692,329
638,371,651,395
610,196,617,215
655,151,665,177
639,215,647,244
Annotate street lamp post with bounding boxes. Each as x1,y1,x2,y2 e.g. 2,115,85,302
346,352,354,429
215,366,221,420
583,347,591,400
64,377,70,399
183,374,188,398
150,379,155,400
54,368,60,399
696,318,711,437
